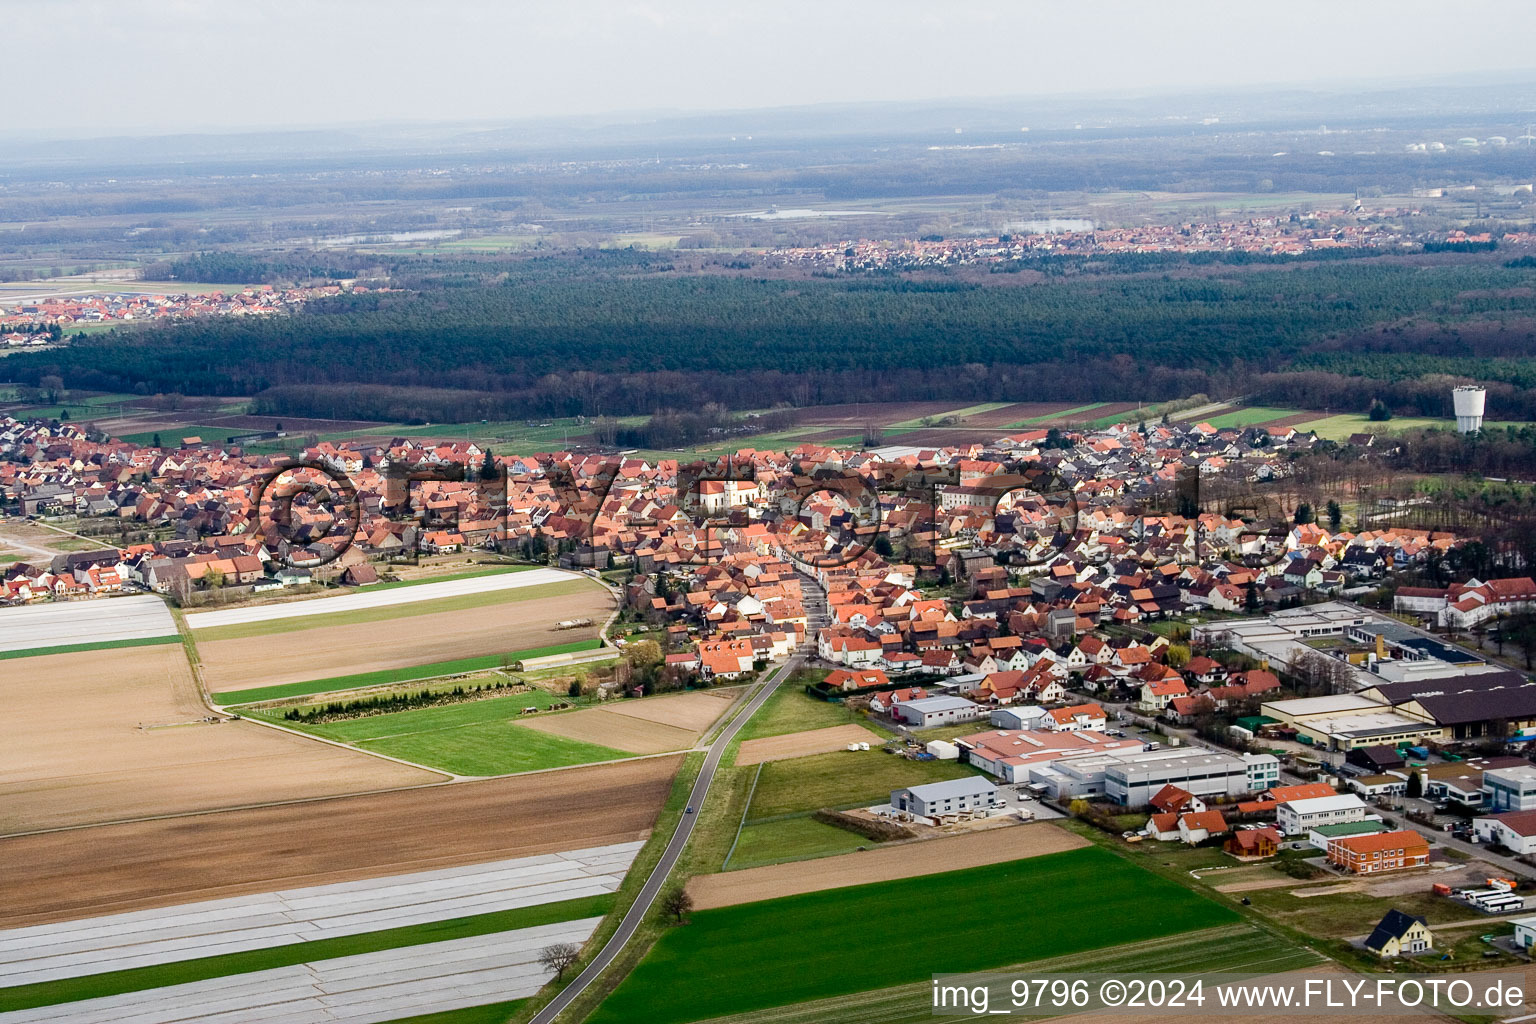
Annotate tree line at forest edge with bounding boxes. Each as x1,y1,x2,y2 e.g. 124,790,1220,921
12,249,1536,429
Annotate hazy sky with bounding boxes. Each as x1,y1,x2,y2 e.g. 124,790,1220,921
10,0,1536,138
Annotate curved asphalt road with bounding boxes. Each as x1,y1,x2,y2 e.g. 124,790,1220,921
529,579,827,1023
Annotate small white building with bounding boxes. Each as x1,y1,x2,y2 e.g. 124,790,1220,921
1277,793,1368,836
1511,915,1536,950
1473,810,1536,855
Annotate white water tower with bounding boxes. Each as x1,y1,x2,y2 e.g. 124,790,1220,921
1453,385,1486,434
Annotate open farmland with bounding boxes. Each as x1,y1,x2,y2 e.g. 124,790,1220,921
0,756,682,929
271,687,737,774
743,748,980,819
0,917,602,1024
0,643,439,833
704,821,1089,903
182,566,575,634
0,520,112,567
684,924,1325,1024
272,698,633,777
0,595,177,656
0,842,640,990
734,725,877,766
195,581,611,691
522,689,740,755
591,847,1237,1024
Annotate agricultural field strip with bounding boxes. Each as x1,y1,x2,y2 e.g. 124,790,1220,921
183,568,573,630
0,597,177,654
0,918,602,1024
0,842,640,987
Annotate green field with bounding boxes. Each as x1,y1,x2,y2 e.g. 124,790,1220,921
381,1001,526,1024
255,693,632,775
731,679,883,746
589,847,1238,1024
213,638,601,704
117,426,238,446
724,816,869,870
744,750,982,820
1202,406,1297,428
1297,411,1536,441
0,895,611,1013
684,923,1319,1024
193,578,597,641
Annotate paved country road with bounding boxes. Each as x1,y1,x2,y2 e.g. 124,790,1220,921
529,577,827,1023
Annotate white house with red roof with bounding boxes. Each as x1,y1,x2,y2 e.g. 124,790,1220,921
1440,577,1536,629
1044,703,1107,733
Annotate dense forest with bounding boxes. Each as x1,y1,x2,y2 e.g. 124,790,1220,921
11,250,1536,421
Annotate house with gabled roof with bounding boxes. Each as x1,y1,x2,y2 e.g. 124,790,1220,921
1363,909,1433,958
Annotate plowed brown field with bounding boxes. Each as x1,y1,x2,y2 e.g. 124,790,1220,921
1,644,438,833
198,589,610,690
0,755,681,928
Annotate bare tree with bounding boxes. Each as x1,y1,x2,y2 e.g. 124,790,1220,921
538,942,581,980
661,887,694,923
1292,649,1357,696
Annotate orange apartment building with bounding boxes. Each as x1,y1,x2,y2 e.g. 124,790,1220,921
1326,830,1430,875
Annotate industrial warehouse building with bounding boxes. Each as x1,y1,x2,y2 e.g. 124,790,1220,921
891,695,986,728
1484,765,1536,812
890,777,999,820
1103,749,1279,807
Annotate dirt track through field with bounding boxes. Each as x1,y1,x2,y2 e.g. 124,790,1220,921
688,822,1089,909
735,725,876,766
1,645,437,833
0,756,681,928
198,589,610,690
